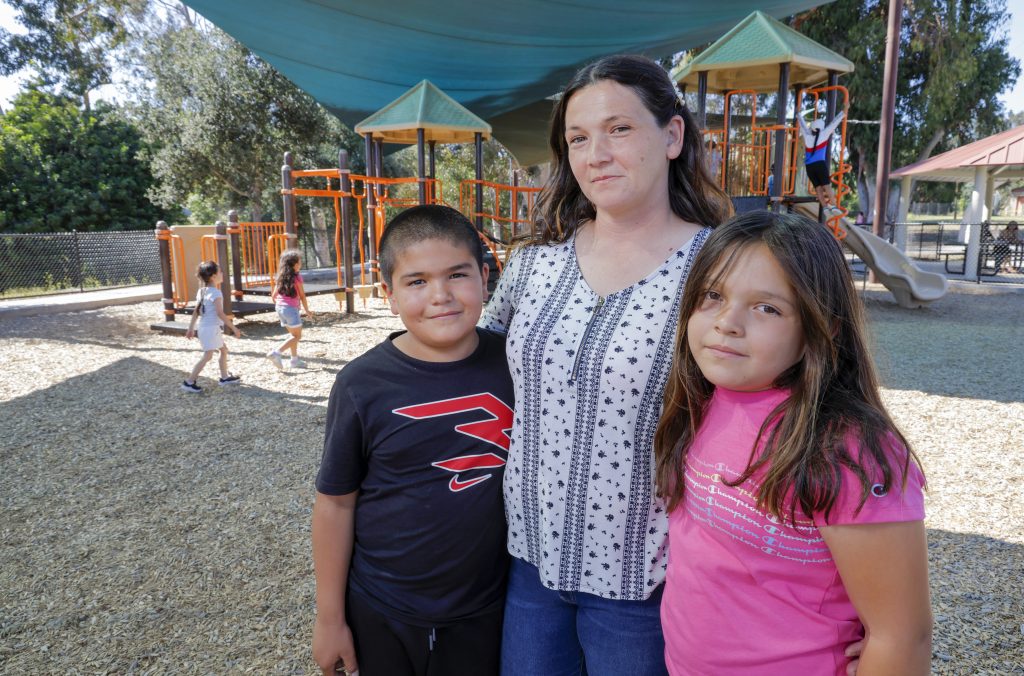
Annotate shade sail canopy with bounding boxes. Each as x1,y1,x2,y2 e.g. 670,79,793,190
891,125,1024,182
674,10,853,93
184,0,828,166
355,80,491,145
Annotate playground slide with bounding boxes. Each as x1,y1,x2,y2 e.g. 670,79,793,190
793,204,948,308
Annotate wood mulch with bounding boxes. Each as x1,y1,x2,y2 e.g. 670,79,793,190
1,283,1021,674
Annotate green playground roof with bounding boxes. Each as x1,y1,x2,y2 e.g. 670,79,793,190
184,1,830,165
674,10,854,93
355,80,491,145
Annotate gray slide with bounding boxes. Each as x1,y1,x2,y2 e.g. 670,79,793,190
794,205,948,308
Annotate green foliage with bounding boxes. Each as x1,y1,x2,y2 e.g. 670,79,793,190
126,18,363,223
387,139,520,205
0,0,146,110
0,88,169,232
790,0,1019,204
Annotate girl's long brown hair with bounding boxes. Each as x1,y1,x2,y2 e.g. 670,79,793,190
274,249,301,298
653,211,923,524
528,54,732,245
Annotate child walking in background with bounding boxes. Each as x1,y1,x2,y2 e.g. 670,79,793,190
654,212,931,675
267,250,313,370
182,261,241,393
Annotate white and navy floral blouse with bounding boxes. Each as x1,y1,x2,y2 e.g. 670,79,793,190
480,228,711,601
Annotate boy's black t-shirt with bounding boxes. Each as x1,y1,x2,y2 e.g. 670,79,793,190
317,328,514,626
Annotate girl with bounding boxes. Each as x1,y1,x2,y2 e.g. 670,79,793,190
267,249,313,370
654,212,931,675
183,261,241,392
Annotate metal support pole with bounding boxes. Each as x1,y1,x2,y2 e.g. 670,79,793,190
72,229,83,292
228,210,243,300
474,132,484,230
215,220,233,320
722,94,731,193
873,0,903,242
825,70,839,182
364,134,378,293
429,140,437,202
896,175,912,252
771,64,790,212
512,170,520,238
282,152,298,249
697,72,708,129
156,221,175,323
417,128,426,204
338,149,355,314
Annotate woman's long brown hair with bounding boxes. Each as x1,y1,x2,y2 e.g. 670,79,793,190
653,211,923,524
527,54,732,245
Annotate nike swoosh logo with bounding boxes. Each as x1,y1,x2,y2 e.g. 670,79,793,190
448,475,492,492
433,452,506,492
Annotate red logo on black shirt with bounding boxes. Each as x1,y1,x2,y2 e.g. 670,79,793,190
394,393,513,492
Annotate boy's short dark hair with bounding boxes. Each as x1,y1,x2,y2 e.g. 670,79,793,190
378,205,484,285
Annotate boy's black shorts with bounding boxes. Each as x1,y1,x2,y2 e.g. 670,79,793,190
346,588,502,676
806,160,831,188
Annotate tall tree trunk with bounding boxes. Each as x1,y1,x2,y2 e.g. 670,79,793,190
309,205,332,267
857,146,875,218
908,127,945,198
249,181,263,224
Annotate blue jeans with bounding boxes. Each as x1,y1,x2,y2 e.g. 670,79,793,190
500,557,668,676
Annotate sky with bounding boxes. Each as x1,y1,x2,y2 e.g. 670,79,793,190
3,0,1024,113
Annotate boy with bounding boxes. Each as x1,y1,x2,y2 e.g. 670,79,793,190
312,205,513,676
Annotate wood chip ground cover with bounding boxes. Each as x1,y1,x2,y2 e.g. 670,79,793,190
1,285,1021,674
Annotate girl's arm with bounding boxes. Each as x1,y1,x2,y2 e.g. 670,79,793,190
185,310,199,339
312,490,358,676
185,293,201,339
821,111,846,140
298,278,313,317
213,296,241,338
820,521,932,675
796,113,812,145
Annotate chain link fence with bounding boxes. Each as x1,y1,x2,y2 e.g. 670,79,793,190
882,222,1023,283
0,230,161,300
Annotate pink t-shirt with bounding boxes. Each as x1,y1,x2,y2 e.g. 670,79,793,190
662,387,925,676
274,274,303,308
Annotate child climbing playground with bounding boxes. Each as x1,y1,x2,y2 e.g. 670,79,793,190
797,109,846,217
182,261,242,393
267,249,314,370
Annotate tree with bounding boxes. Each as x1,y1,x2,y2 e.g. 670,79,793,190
126,15,362,224
0,88,169,232
0,0,147,112
791,0,1019,215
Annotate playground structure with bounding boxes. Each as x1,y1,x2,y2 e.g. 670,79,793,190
151,80,541,329
676,10,947,307
152,218,276,333
279,152,540,311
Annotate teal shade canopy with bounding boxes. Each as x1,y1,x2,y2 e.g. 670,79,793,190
185,0,828,165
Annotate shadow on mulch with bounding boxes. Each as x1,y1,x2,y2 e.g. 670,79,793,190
863,290,1024,403
1,356,326,673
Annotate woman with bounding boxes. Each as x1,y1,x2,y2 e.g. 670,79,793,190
481,54,731,675
994,221,1021,273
